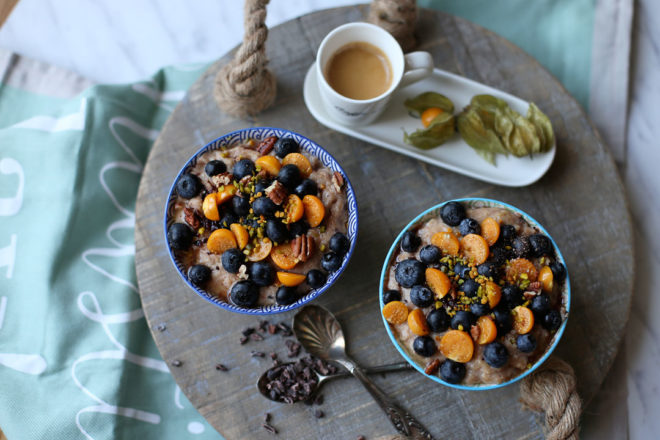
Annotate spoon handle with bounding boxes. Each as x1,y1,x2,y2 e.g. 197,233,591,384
364,361,414,375
336,359,435,440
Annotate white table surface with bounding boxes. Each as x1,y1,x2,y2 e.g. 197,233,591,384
1,1,658,438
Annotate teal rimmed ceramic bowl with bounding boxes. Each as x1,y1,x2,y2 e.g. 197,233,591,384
379,198,570,390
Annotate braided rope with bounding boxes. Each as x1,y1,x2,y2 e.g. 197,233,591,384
214,0,276,118
368,0,417,51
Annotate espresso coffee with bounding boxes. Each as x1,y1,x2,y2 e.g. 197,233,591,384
325,42,393,100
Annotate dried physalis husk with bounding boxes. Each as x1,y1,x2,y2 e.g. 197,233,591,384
404,92,454,117
457,107,506,164
404,111,456,150
495,106,540,156
527,103,555,152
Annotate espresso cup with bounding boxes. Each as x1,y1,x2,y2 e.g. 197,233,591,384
316,22,434,125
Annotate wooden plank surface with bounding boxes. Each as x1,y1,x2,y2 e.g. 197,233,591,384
135,6,633,439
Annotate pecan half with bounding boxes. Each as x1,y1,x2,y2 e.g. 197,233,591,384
257,136,278,155
470,324,481,342
184,207,200,229
332,171,344,192
523,290,538,300
291,234,314,262
424,359,441,375
210,172,233,188
528,281,542,293
265,180,287,205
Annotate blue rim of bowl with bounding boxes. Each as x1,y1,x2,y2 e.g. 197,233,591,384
164,127,359,315
378,198,570,390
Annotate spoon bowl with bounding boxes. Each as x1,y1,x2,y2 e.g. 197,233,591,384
293,305,434,439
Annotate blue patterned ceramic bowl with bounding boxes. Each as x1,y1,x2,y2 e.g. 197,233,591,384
379,198,570,390
165,127,358,315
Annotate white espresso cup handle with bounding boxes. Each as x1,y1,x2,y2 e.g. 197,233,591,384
399,51,434,88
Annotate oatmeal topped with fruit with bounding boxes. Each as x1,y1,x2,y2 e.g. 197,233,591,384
167,135,350,308
382,200,568,385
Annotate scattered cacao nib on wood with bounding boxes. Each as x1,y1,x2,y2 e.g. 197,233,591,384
313,394,324,405
313,409,324,418
277,322,293,336
263,412,271,423
251,351,266,358
262,423,278,435
242,327,255,337
267,324,278,335
239,336,249,345
155,324,166,332
251,333,264,342
171,360,182,367
357,436,366,440
215,363,228,371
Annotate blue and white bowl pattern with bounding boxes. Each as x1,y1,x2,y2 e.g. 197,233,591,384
165,127,358,315
379,198,570,390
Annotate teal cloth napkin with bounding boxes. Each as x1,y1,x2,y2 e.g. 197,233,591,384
1,1,626,438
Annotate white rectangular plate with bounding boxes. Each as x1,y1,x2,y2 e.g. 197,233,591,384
303,66,555,187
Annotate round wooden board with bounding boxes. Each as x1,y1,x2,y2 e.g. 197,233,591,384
135,6,633,439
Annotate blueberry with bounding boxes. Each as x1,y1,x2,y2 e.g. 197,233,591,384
440,360,466,384
459,218,480,236
266,219,289,244
254,179,271,196
550,261,567,282
542,309,562,331
410,285,434,308
232,195,250,216
453,262,471,279
288,220,309,237
400,231,421,252
440,201,466,226
306,269,327,288
493,306,512,333
529,234,553,257
394,259,425,288
530,293,551,317
188,264,211,287
277,164,301,190
489,245,511,265
329,232,350,257
412,336,437,357
274,137,299,158
498,224,517,244
419,245,441,265
232,159,256,180
205,160,227,176
230,280,259,307
427,308,450,332
252,197,277,217
249,261,276,287
222,248,244,273
483,342,509,368
459,279,480,297
502,284,523,307
294,179,318,197
451,311,476,331
167,223,193,250
477,261,499,278
382,289,401,304
321,252,342,273
512,236,532,258
175,174,201,199
276,286,298,305
470,302,491,316
219,212,238,229
516,334,537,353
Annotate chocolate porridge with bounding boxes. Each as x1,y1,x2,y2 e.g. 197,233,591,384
382,201,568,386
167,134,350,308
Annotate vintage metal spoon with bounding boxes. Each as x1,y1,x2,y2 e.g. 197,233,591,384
257,360,413,403
293,305,434,440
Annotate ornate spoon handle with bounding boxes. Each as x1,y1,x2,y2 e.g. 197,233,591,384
335,358,435,440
